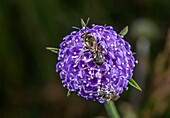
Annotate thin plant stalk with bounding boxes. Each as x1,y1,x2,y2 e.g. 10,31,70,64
104,101,120,118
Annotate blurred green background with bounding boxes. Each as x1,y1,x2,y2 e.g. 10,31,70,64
0,0,170,118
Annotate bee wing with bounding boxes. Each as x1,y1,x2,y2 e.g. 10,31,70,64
111,94,120,101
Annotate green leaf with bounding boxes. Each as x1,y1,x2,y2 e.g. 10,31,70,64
119,26,128,37
81,18,90,28
67,90,71,97
86,17,90,26
128,78,142,91
46,47,59,54
81,18,86,28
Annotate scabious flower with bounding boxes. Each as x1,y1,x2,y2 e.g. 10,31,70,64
56,24,136,103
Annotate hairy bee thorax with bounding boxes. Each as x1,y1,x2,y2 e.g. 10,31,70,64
81,32,97,50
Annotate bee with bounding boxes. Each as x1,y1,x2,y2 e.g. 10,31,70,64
81,32,105,65
98,89,120,101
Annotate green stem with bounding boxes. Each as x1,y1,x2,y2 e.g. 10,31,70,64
104,101,120,118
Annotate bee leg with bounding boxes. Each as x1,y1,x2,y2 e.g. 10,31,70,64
98,43,107,52
75,49,89,64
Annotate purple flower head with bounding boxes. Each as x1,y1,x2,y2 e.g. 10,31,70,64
56,24,136,103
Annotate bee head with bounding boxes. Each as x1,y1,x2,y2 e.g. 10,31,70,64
81,32,96,49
